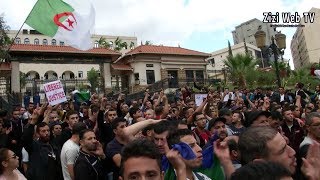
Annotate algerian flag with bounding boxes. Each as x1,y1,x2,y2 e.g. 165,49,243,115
26,0,95,50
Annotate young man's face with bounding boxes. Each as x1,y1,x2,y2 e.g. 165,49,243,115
232,113,241,123
68,114,79,128
251,115,270,127
308,116,320,140
187,101,196,109
153,131,169,155
265,133,296,174
283,110,293,122
114,122,127,138
180,135,203,169
194,114,207,129
145,110,155,119
210,121,227,140
38,125,50,143
120,157,164,180
12,111,20,120
107,110,117,122
80,131,98,151
52,124,62,136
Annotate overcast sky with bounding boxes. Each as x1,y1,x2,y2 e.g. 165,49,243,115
1,0,319,69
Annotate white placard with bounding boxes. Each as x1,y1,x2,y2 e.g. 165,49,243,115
195,94,207,107
43,80,67,106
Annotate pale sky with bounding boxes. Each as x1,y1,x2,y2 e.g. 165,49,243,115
1,0,319,69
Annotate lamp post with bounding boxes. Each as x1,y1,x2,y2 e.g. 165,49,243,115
254,28,286,87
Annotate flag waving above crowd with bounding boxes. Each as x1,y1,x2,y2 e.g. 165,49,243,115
26,0,95,50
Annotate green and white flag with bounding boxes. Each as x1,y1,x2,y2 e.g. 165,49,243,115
26,0,95,50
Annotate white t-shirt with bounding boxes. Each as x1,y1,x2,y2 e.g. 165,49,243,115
21,148,29,163
60,139,80,180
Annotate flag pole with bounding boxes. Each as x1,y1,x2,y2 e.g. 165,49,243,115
5,0,40,56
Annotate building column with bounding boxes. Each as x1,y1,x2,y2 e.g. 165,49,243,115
103,63,112,93
11,61,20,93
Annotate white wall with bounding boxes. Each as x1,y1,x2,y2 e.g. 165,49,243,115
131,62,161,85
20,63,100,79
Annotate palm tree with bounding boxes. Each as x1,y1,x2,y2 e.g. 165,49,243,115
97,37,111,49
129,42,135,49
114,37,129,51
223,54,257,88
145,40,152,45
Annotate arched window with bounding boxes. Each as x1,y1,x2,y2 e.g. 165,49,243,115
34,38,39,45
15,38,21,44
43,39,48,45
24,38,30,44
94,41,99,48
52,39,56,45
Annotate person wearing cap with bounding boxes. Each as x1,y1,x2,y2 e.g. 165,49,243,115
245,110,270,127
208,117,228,141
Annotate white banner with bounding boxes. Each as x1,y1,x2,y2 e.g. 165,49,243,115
43,80,67,106
195,94,207,107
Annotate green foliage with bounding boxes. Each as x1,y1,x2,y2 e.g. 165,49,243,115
0,15,12,61
223,53,257,88
129,41,135,49
97,37,112,49
285,66,319,89
87,68,100,92
145,40,152,45
114,37,128,51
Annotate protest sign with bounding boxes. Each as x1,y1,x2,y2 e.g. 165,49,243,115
43,80,67,106
195,94,207,107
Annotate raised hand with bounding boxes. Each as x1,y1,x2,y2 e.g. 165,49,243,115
301,141,320,180
166,149,186,173
92,141,106,159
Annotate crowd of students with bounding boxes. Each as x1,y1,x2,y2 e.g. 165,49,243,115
0,81,319,180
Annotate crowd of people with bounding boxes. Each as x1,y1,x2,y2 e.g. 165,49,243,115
0,81,319,180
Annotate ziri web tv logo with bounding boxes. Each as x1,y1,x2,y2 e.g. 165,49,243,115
262,12,315,27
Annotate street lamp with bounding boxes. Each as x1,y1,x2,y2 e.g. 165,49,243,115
254,27,286,87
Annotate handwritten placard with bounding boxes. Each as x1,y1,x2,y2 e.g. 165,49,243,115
43,80,67,106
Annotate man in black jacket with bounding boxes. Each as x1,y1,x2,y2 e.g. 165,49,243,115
22,112,63,180
74,129,106,180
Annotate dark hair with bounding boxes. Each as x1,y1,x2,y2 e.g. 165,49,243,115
208,117,226,131
154,106,163,116
111,117,127,130
36,122,49,133
72,122,87,135
129,106,140,118
238,126,278,165
227,139,238,152
89,104,100,114
167,129,193,147
79,129,94,140
66,110,79,120
142,124,154,136
230,161,291,180
120,139,161,177
0,148,9,174
296,82,304,89
306,112,320,126
270,111,283,122
153,120,173,135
